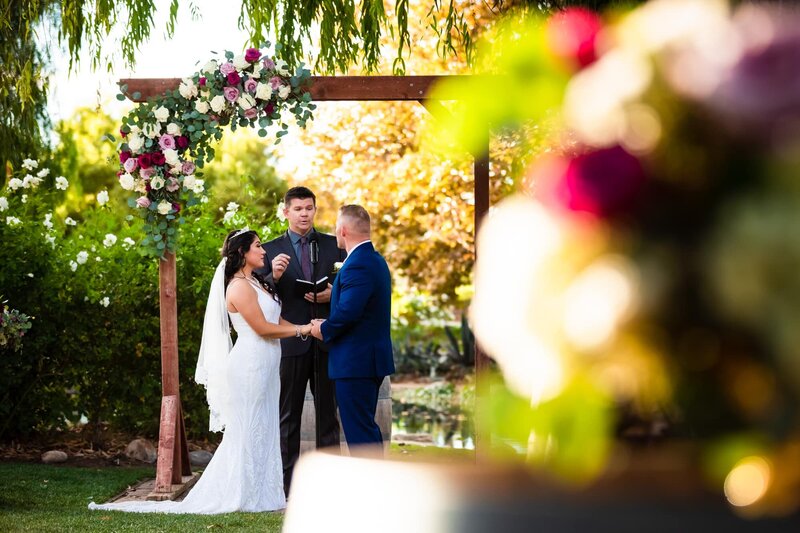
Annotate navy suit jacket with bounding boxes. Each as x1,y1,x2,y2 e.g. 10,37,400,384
321,241,395,380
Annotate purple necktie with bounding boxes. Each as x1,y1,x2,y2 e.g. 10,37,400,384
300,236,312,280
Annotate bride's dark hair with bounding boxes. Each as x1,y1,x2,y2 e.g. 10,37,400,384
222,229,277,299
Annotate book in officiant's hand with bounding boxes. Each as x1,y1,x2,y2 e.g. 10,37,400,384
293,276,329,298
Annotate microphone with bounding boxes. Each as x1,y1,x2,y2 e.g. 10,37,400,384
308,233,319,264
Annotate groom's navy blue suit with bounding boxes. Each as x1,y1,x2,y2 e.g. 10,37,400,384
321,241,395,447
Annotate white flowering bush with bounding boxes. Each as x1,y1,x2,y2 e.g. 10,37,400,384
115,44,313,257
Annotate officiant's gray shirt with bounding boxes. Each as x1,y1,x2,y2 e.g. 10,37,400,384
288,228,314,262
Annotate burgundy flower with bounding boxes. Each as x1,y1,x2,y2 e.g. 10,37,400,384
227,71,241,85
119,150,132,163
245,48,261,63
138,153,154,169
151,152,166,166
265,103,275,115
172,202,181,213
199,77,207,87
548,146,646,217
120,127,128,138
547,7,604,69
176,136,189,150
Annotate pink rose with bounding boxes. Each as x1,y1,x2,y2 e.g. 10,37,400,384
181,160,196,175
227,71,241,85
123,157,138,173
136,196,151,208
176,136,189,150
244,107,259,120
269,76,283,90
119,150,131,163
166,178,180,192
547,7,603,69
263,58,275,70
199,77,207,86
139,167,156,179
224,86,240,102
245,48,261,63
220,62,235,76
158,134,176,150
244,78,258,94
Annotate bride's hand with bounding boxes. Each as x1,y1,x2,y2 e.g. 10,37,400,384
301,323,313,336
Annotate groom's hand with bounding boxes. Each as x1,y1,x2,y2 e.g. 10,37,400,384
305,283,332,303
271,253,291,281
310,319,325,340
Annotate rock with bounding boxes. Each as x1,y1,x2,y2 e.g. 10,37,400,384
189,450,213,467
41,450,68,464
125,438,157,463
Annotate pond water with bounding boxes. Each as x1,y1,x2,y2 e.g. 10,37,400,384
391,382,474,449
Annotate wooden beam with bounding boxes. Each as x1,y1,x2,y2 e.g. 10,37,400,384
119,75,469,102
473,136,491,461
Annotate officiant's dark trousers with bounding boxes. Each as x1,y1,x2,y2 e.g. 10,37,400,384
279,347,340,495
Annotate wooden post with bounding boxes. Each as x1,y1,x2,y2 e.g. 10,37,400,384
474,139,491,461
153,252,191,495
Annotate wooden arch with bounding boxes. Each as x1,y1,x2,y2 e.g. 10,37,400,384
121,75,491,496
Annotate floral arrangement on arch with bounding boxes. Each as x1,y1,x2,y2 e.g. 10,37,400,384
116,45,314,257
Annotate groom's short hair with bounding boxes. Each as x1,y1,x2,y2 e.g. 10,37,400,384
339,204,371,234
284,186,316,207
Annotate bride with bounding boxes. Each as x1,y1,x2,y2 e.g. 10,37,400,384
89,228,312,514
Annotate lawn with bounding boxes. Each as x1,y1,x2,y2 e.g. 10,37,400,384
0,444,472,532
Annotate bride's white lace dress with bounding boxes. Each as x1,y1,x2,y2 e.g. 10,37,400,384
89,280,285,514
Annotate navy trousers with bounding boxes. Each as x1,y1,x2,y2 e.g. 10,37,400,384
334,377,384,451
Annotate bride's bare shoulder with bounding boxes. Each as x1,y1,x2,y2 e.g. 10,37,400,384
226,278,255,303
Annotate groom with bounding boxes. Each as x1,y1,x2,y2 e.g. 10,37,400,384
311,205,395,453
257,186,345,495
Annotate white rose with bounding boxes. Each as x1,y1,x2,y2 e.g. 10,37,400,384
195,100,210,114
65,216,77,226
238,93,256,110
103,233,117,247
128,125,141,135
153,106,170,123
119,173,135,191
8,178,22,190
202,59,218,75
250,67,262,79
97,190,109,206
127,133,144,153
183,175,196,190
22,175,42,188
178,78,198,99
5,216,21,226
157,200,172,215
278,85,291,100
255,82,273,100
191,179,205,195
150,176,165,190
143,122,159,139
76,251,89,264
233,54,249,71
210,95,227,113
0,197,7,211
36,168,50,178
22,158,38,170
163,149,180,166
166,122,181,135
275,59,290,76
55,176,69,190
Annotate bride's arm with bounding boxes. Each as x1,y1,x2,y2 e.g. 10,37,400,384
227,280,312,339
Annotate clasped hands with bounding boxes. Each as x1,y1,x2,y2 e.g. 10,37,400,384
309,319,325,340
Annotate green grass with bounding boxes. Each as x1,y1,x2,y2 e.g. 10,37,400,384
0,445,471,532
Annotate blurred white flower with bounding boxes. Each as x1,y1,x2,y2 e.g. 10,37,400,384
97,190,109,206
65,217,77,226
226,202,239,212
277,201,286,222
0,197,7,211
69,261,78,272
22,158,38,170
20,194,27,204
55,176,69,190
22,175,43,188
27,273,34,278
103,233,117,247
192,179,205,195
8,178,23,190
43,213,53,230
76,251,89,264
95,256,102,262
36,168,50,178
5,216,21,226
222,210,237,223
100,297,110,307
122,237,136,248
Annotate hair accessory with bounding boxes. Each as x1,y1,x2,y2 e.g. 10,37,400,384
232,226,250,239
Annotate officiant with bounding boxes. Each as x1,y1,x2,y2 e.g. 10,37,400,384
256,186,346,496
